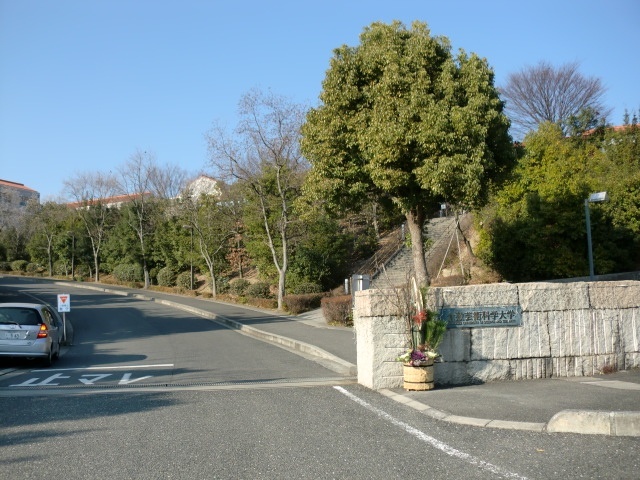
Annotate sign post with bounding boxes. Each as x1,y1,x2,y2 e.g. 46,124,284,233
57,294,71,342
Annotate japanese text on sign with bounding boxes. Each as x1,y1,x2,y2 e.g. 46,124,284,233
57,294,71,313
439,306,522,328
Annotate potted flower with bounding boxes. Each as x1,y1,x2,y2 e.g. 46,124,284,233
396,280,448,390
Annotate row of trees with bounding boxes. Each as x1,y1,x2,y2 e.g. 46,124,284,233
1,21,637,304
0,89,396,310
0,169,387,301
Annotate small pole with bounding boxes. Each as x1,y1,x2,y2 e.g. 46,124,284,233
585,199,595,280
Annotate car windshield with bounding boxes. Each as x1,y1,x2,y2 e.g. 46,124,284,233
0,308,40,326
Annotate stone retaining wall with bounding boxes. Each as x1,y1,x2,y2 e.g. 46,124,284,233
353,281,640,389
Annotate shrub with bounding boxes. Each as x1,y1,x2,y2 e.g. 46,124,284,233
149,267,159,285
246,282,272,299
11,260,28,272
321,295,353,326
0,261,10,271
228,278,250,296
53,261,68,276
156,266,176,287
283,293,324,314
113,264,144,283
215,276,230,293
75,265,89,279
247,297,278,309
176,271,193,290
26,262,41,273
290,282,323,294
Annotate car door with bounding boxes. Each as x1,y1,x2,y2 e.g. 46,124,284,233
47,307,67,344
41,307,61,356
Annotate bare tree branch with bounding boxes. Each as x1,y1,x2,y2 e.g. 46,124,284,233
206,89,307,310
501,61,611,138
64,171,119,282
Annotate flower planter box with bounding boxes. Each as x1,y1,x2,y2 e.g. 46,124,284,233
403,359,434,391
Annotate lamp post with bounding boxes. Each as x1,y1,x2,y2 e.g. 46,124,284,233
585,191,609,280
183,225,193,290
67,231,75,281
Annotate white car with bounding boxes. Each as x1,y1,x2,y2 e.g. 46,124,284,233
0,303,63,366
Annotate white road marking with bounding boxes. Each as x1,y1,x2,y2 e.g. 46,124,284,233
11,373,71,387
8,366,169,387
119,373,152,384
31,364,174,372
334,386,528,480
79,374,112,385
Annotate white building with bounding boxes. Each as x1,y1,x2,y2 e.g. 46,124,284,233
182,175,221,199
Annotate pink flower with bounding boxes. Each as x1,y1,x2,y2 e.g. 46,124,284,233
412,310,427,324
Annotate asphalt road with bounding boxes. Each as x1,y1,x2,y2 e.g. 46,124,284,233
1,277,638,479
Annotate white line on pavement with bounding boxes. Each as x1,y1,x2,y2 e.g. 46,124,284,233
31,364,174,372
334,386,528,480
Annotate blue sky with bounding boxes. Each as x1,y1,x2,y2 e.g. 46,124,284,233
1,0,638,200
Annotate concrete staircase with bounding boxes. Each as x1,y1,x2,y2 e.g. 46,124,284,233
369,216,458,289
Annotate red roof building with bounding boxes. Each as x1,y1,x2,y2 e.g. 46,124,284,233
0,179,40,211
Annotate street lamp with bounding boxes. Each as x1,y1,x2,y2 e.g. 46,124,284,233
585,191,609,280
67,231,75,281
183,225,193,290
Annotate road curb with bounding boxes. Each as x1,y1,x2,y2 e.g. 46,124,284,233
380,389,640,437
547,409,640,437
152,297,358,376
43,280,640,437
53,281,358,376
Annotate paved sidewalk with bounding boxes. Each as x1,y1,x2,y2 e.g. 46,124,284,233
35,280,640,437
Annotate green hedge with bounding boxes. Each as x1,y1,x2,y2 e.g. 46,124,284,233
290,282,323,294
11,260,28,272
156,266,176,287
113,264,144,283
26,262,41,273
177,271,193,289
229,278,250,296
246,282,272,299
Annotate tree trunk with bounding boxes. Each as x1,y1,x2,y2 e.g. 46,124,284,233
93,253,100,282
455,212,476,260
206,263,217,298
237,238,243,279
276,228,288,311
277,267,286,311
406,207,428,287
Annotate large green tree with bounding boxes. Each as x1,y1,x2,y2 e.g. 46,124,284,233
300,21,513,286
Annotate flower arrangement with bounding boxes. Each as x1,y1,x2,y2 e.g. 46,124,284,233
396,279,448,366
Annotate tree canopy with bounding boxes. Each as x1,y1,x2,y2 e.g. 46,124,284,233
301,20,513,286
500,61,610,139
478,121,640,281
